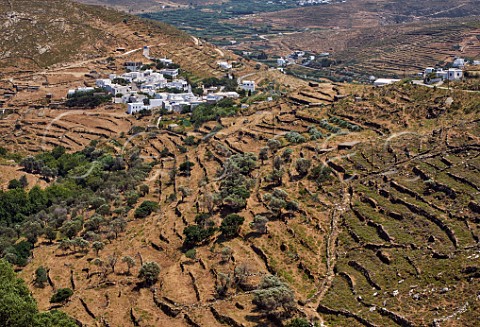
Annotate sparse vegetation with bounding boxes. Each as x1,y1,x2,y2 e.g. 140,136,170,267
138,261,161,286
220,214,244,239
50,288,73,303
134,201,159,218
2,2,480,325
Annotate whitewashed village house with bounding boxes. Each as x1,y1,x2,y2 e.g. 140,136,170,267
241,80,256,92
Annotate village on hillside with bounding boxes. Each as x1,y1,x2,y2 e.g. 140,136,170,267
67,46,256,115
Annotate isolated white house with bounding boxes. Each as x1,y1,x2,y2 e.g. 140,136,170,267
67,87,95,97
218,61,232,70
423,67,463,83
241,80,256,92
277,57,286,67
373,78,400,87
452,58,465,68
447,68,463,80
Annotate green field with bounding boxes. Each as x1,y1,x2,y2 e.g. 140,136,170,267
141,0,300,44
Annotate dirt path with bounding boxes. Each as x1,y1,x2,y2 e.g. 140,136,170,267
214,48,224,57
191,36,200,46
304,182,351,322
412,80,480,93
237,72,257,84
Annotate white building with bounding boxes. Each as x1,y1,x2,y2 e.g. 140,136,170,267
124,62,143,72
96,79,112,88
160,68,179,78
206,92,239,103
446,68,463,81
163,101,190,113
67,87,95,97
452,58,465,68
241,80,256,92
294,50,305,57
435,69,448,80
143,46,150,59
127,102,147,114
158,58,173,65
144,72,167,86
474,60,480,66
218,61,232,70
149,99,164,108
373,78,401,87
424,67,463,82
127,99,166,114
105,84,131,96
277,57,286,67
167,79,189,91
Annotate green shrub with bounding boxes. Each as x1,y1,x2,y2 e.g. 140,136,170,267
34,266,48,288
138,262,161,286
134,201,159,218
183,225,216,250
66,91,111,109
185,248,196,259
50,288,73,303
220,214,244,239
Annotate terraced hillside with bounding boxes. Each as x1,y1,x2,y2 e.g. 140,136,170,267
306,19,480,77
0,107,136,153
252,0,480,29
3,80,475,326
75,0,224,13
225,0,480,78
0,0,245,79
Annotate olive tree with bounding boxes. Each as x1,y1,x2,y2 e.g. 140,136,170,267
216,273,232,297
250,215,269,234
107,254,118,274
92,241,105,257
253,275,295,313
34,266,48,288
138,261,161,286
122,256,136,275
220,214,244,239
295,158,311,177
267,139,281,153
259,147,269,164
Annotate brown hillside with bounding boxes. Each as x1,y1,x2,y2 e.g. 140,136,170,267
0,0,248,79
74,0,226,13
13,81,480,326
226,0,480,76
